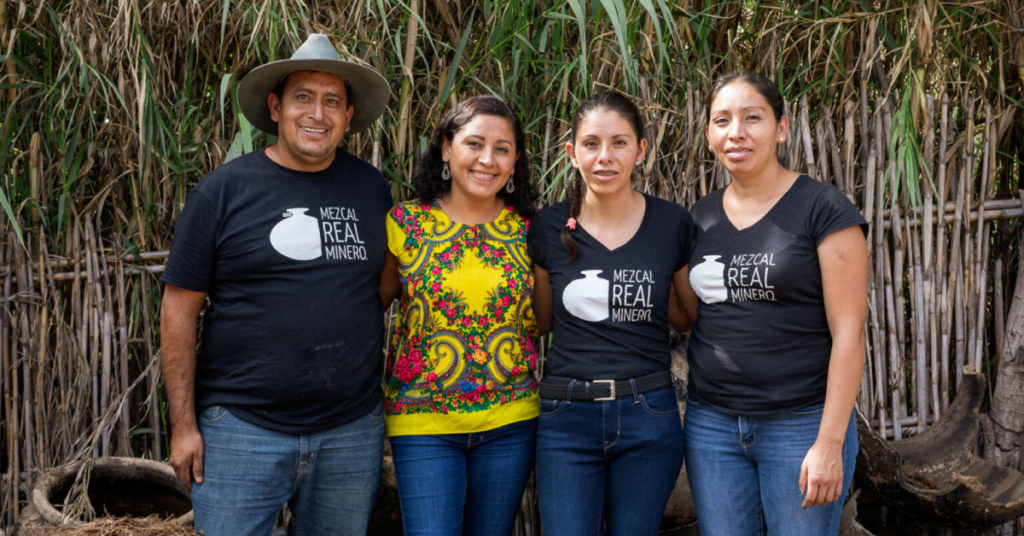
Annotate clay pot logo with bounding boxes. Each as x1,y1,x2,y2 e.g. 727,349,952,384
270,208,322,261
689,255,727,304
563,270,610,322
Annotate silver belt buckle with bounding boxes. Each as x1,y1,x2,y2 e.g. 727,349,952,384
592,380,616,401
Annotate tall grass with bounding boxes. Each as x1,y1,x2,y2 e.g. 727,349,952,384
0,0,1022,530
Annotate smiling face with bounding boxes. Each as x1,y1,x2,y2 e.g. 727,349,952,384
268,70,355,172
567,107,648,198
706,80,789,180
441,114,519,205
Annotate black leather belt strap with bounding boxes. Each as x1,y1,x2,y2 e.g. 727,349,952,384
539,370,674,401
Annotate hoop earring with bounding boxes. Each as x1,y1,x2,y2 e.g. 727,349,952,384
506,172,515,193
442,162,451,181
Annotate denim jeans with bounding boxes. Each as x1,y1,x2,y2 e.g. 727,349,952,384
535,386,683,536
683,396,857,536
191,402,385,536
389,418,538,536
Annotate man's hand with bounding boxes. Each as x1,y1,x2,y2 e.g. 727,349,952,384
170,426,204,490
798,439,843,508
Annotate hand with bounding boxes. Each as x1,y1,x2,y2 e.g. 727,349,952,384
798,439,843,508
170,426,204,491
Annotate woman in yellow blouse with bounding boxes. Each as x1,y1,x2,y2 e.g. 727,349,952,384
379,95,540,536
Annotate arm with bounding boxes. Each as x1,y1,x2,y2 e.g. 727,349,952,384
532,264,553,336
160,284,208,491
799,226,867,508
380,252,401,310
674,265,699,329
667,285,690,332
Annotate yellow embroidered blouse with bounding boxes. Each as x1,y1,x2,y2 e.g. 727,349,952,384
384,201,539,436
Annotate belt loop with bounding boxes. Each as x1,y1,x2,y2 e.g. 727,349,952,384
566,379,576,404
629,378,640,404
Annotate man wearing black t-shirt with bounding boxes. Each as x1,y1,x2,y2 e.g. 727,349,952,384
159,34,394,536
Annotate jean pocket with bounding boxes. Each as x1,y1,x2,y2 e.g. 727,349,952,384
640,388,681,417
539,398,567,417
788,402,825,417
198,405,228,425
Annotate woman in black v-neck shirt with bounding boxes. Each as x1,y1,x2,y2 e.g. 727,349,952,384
528,92,697,536
680,73,867,536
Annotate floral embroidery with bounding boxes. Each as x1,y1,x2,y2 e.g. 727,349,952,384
385,202,538,417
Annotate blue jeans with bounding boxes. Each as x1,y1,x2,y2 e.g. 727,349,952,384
535,386,683,536
389,418,538,536
683,396,857,536
191,402,385,536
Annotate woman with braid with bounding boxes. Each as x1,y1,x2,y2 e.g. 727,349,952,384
527,91,697,535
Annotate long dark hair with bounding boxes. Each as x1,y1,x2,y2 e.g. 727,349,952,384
706,72,785,122
414,96,538,218
561,91,647,261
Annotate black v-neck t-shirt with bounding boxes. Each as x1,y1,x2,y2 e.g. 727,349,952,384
686,175,867,415
528,194,697,379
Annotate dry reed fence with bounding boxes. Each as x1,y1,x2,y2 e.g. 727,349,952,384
1,0,1023,532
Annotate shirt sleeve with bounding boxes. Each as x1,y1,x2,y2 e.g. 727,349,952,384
810,185,868,245
386,207,407,259
526,214,548,270
161,190,218,292
675,207,699,271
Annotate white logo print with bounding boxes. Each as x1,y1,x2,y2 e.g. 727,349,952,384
689,255,728,304
563,270,610,322
270,208,322,261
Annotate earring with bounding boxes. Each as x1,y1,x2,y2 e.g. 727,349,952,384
634,162,642,179
442,162,451,181
778,138,785,143
506,172,515,193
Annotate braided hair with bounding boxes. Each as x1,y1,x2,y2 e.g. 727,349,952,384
560,91,647,261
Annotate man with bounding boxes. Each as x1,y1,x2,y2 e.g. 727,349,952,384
160,34,392,535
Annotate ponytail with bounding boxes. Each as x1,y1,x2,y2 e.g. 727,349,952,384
559,168,586,262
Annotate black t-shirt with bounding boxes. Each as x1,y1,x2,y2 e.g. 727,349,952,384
162,148,392,434
686,175,867,415
528,194,697,379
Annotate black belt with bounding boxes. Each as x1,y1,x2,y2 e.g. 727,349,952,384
539,371,674,401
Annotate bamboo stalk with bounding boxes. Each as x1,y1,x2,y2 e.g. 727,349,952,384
995,258,1005,358
843,99,855,198
881,206,1024,229
937,93,950,411
115,257,130,455
974,222,990,373
799,95,816,179
393,0,420,163
85,218,99,449
884,237,903,440
139,274,162,460
912,224,928,434
922,93,940,420
3,228,16,523
882,198,1024,218
815,115,830,185
15,215,35,486
891,191,908,420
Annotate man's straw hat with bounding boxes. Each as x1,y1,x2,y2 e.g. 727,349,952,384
237,34,389,136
